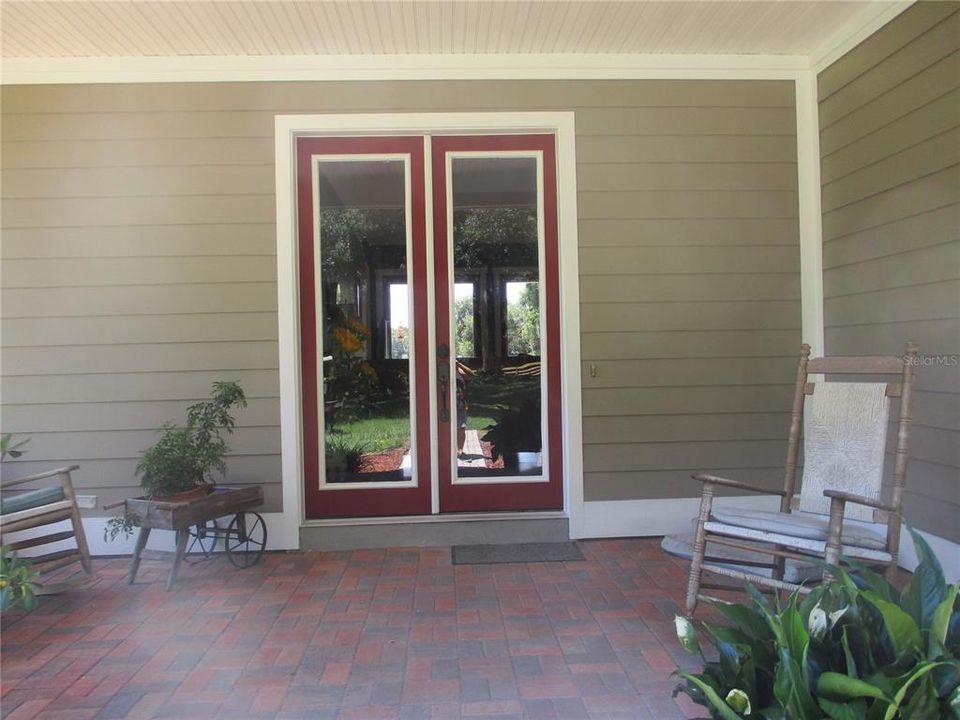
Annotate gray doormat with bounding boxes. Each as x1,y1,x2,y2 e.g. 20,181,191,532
452,541,584,565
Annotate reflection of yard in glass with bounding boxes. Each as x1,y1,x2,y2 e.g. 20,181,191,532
324,372,539,481
325,414,410,482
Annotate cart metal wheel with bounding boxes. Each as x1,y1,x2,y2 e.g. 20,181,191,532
224,512,267,568
186,520,219,562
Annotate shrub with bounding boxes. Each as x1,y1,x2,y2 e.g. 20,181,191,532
136,381,246,497
674,528,960,719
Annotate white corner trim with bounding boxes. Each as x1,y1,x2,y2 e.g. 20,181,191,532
794,71,825,357
274,116,307,551
809,0,915,74
1,52,808,85
555,114,586,541
274,112,584,545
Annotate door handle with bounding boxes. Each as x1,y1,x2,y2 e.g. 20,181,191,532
437,343,450,423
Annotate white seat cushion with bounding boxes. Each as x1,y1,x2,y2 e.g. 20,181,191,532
710,508,887,550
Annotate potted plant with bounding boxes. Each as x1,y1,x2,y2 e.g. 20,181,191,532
673,528,960,719
137,381,247,501
105,382,246,542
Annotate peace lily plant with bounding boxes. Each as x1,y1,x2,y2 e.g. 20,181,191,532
674,529,960,719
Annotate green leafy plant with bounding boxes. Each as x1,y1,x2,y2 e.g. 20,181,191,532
674,528,960,719
0,547,40,612
103,509,141,543
136,381,246,498
0,433,29,461
324,436,368,478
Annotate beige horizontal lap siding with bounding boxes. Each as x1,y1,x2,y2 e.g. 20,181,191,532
1,77,800,512
818,2,960,541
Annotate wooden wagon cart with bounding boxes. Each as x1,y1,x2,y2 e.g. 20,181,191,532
120,486,266,590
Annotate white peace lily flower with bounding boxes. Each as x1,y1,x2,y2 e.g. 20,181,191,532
725,688,752,715
674,614,701,655
828,606,849,627
808,604,828,639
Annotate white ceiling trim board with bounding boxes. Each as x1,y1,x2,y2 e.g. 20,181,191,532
809,0,914,73
1,52,809,85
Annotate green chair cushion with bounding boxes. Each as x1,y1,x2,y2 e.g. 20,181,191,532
0,486,65,516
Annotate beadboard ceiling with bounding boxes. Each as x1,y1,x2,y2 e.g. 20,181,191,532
1,1,906,59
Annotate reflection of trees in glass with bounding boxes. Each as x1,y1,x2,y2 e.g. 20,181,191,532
454,296,475,357
319,208,406,280
453,208,537,268
507,282,540,356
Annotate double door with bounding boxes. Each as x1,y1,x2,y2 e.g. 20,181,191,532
297,134,561,518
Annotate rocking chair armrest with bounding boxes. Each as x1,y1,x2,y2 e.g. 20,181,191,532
0,465,80,489
822,490,895,513
691,473,786,496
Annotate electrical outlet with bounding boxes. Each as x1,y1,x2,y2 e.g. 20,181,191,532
76,495,97,509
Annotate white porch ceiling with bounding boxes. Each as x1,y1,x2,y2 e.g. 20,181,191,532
1,1,906,59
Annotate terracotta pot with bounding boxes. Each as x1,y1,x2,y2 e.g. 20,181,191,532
152,483,214,504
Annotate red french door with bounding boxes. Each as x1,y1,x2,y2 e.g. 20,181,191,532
297,136,432,518
298,133,562,519
432,135,563,512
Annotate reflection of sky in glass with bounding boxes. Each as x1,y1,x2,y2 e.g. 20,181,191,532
506,281,530,304
390,284,408,329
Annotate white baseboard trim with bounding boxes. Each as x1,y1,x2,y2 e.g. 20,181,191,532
579,496,782,539
5,512,296,559
580,498,960,583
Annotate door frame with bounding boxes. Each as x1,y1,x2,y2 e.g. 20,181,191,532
275,112,584,538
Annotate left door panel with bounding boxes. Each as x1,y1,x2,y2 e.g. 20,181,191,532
297,136,431,518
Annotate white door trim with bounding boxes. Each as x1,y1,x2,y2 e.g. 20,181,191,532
275,112,582,544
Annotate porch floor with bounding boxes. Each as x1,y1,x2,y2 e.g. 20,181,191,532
1,539,707,720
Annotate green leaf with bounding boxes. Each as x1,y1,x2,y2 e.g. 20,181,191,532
846,558,898,603
901,528,946,633
948,684,960,719
774,647,819,719
900,673,940,720
675,671,745,720
882,662,950,720
929,584,958,658
932,661,959,698
841,625,860,678
710,597,774,644
861,592,922,660
817,672,892,702
819,698,867,720
781,606,810,668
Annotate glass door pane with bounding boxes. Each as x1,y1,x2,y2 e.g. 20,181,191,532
316,159,413,485
450,156,544,480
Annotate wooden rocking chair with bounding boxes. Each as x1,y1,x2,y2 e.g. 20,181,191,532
1,465,93,581
684,342,917,615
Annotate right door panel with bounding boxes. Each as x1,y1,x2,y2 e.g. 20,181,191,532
433,135,563,513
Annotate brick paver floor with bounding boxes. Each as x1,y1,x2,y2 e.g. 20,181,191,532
1,538,708,719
